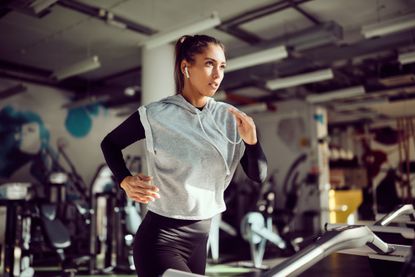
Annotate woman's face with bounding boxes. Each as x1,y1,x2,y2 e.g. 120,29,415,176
184,43,226,97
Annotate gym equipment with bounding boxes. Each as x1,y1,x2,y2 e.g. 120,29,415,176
399,239,415,276
29,170,82,276
159,224,409,277
118,155,143,271
327,204,415,246
324,207,414,276
374,204,415,246
0,182,34,277
328,223,414,241
207,213,238,263
89,156,143,273
24,140,93,275
240,211,286,268
264,162,321,250
115,196,142,272
325,224,412,259
375,204,415,227
89,163,141,273
207,213,221,263
155,205,415,277
263,225,397,277
89,164,117,273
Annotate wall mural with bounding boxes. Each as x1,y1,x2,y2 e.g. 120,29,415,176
0,105,50,178
65,104,102,138
0,102,105,181
277,116,306,153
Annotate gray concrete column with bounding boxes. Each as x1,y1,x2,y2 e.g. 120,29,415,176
139,44,176,215
141,44,175,105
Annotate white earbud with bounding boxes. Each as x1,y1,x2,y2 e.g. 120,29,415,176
184,67,190,79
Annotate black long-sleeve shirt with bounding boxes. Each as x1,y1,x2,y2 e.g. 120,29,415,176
101,111,267,184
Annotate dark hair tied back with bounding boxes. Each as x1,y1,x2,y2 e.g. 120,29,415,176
174,35,225,94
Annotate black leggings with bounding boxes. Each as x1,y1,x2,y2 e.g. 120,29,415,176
133,211,211,277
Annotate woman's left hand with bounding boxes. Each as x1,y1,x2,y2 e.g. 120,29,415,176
228,108,257,145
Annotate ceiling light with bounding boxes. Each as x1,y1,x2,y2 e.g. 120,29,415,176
51,56,101,80
290,21,343,51
399,51,415,65
227,86,271,99
361,13,415,39
262,21,342,52
0,84,27,100
306,85,366,104
31,0,58,14
106,19,127,29
106,12,127,29
124,88,135,96
10,0,57,15
225,45,287,73
139,12,221,49
379,74,415,87
239,103,268,114
124,86,140,96
266,69,334,91
333,97,388,111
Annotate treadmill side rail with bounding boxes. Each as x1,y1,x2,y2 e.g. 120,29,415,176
264,225,394,277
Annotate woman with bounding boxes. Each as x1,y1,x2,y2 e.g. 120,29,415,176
101,34,267,276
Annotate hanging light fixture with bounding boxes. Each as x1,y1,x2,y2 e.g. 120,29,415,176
51,56,101,80
266,69,334,91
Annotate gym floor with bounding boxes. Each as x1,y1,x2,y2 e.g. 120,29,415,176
35,253,395,277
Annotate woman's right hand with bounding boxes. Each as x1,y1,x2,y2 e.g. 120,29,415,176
120,174,160,204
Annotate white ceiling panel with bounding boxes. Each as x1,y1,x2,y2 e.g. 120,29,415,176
239,7,313,40
303,0,414,31
1,6,146,72
107,0,278,30
201,28,250,58
229,86,270,99
77,0,278,35
0,0,414,116
0,20,48,55
2,5,88,33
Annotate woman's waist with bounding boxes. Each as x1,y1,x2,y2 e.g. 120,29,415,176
146,210,212,234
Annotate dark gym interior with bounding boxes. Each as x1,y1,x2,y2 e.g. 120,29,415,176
1,0,415,276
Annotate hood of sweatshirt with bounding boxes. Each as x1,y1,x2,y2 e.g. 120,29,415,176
160,94,243,174
160,94,208,114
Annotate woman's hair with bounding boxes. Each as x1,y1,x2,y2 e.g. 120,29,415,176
174,35,225,94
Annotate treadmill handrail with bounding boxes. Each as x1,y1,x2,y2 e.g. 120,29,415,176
326,223,415,240
375,204,415,226
263,225,394,277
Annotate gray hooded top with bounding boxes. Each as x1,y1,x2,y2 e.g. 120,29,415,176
138,94,245,220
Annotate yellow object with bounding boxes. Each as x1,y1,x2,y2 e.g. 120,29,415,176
328,189,363,223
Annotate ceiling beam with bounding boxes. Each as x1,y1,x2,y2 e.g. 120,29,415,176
285,0,320,24
57,0,157,35
221,0,314,27
0,84,27,100
0,59,103,95
223,29,413,90
217,0,315,44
